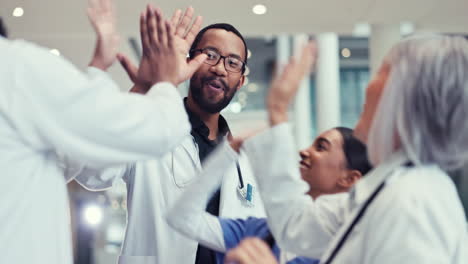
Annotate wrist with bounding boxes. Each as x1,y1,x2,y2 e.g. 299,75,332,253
268,107,288,126
129,84,150,94
89,57,108,71
151,77,178,87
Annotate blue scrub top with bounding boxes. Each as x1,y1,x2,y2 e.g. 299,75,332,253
217,217,320,264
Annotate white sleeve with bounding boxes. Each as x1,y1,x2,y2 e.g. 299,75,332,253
166,141,239,253
9,40,190,168
58,152,128,190
243,123,347,258
72,165,128,190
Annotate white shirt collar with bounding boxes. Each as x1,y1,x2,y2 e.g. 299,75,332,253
350,150,408,207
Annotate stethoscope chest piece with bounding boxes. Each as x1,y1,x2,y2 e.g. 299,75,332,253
237,183,254,206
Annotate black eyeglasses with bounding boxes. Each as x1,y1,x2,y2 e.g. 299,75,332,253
190,48,246,73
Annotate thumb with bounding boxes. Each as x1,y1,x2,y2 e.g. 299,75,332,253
186,53,208,78
117,53,138,83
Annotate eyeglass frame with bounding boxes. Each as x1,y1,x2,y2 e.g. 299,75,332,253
189,48,247,74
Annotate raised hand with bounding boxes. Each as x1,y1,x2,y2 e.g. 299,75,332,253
142,5,207,86
118,6,204,93
267,41,317,125
224,238,278,264
88,0,120,71
170,7,204,84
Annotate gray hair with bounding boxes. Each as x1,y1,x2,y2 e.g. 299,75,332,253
367,34,468,171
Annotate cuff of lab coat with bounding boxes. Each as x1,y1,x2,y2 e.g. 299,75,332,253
146,82,183,101
86,66,121,93
243,122,292,156
87,66,110,78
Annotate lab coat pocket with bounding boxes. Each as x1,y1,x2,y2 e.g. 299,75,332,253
171,137,201,188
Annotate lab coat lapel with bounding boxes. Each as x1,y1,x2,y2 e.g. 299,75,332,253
318,151,408,263
179,136,202,170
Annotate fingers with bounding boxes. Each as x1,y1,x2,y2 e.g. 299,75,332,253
175,7,194,37
186,53,208,77
117,53,138,83
297,41,317,75
140,11,150,55
145,6,172,48
88,0,100,11
146,5,158,45
170,9,182,27
87,0,99,26
224,238,277,264
185,15,203,44
225,246,253,264
247,238,275,259
166,21,175,48
101,0,112,13
155,8,167,45
87,7,96,25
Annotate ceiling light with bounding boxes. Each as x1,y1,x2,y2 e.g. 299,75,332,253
13,7,24,17
400,22,415,36
252,4,267,15
353,23,370,37
341,48,351,58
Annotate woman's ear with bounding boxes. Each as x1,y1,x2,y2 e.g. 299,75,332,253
337,170,362,189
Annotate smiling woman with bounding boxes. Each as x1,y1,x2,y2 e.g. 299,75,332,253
299,127,372,199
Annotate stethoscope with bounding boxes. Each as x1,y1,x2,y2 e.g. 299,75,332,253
236,161,254,206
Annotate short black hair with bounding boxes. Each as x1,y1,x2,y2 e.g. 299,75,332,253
0,17,7,38
335,127,372,176
189,23,248,73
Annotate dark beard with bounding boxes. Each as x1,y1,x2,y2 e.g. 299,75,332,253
190,76,239,114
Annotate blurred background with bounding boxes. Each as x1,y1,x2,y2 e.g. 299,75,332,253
2,0,468,263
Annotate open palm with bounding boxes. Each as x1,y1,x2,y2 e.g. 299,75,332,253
118,7,203,92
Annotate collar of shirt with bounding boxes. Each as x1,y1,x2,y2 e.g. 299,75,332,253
184,98,231,142
349,150,408,209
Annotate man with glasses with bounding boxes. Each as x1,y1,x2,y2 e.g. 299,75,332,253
71,19,265,264
185,23,257,264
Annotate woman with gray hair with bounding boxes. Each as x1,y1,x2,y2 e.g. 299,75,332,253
226,35,468,264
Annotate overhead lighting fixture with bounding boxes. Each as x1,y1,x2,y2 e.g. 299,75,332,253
341,48,351,58
252,4,267,15
13,7,24,17
83,205,103,226
50,49,60,56
400,22,415,36
353,23,370,37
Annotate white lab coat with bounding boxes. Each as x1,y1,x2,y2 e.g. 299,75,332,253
244,123,468,264
0,37,191,264
72,135,265,264
166,141,315,264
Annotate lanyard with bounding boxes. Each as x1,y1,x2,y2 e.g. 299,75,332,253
321,181,386,264
322,161,413,264
236,161,244,188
